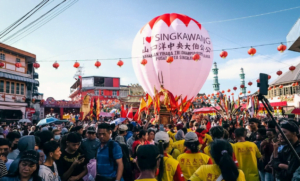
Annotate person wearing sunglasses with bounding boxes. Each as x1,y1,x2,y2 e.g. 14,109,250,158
273,120,300,181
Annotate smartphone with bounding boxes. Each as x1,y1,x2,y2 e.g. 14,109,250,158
78,154,85,160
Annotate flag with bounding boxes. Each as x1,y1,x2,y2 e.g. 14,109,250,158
139,98,147,112
183,97,193,113
96,97,100,120
133,109,139,121
127,106,134,121
90,97,94,119
146,94,153,109
121,105,128,118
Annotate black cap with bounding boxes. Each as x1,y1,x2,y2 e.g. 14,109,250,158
20,150,39,164
87,127,96,133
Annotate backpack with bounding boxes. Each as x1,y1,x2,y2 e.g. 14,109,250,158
108,140,133,181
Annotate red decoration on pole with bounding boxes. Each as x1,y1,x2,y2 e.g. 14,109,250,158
0,62,4,68
289,66,296,72
15,62,21,68
277,44,287,53
193,54,200,61
268,75,271,80
95,60,101,68
141,59,148,66
248,47,256,56
33,62,40,69
166,56,174,64
220,50,228,59
240,85,245,88
233,87,237,91
277,70,282,76
117,60,124,67
248,81,253,86
73,61,80,68
53,61,59,69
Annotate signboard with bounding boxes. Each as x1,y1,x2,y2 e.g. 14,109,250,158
82,77,94,87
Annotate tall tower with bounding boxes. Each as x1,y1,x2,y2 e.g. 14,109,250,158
212,62,220,92
240,68,246,95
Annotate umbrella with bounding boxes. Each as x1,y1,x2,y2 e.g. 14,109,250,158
110,118,126,125
37,117,59,126
18,119,32,123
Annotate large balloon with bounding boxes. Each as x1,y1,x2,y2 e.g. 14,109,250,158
132,13,213,99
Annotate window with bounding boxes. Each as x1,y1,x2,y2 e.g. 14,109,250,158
16,58,20,62
16,83,20,94
6,81,10,93
113,90,117,96
21,84,24,95
101,90,104,95
0,81,3,92
0,53,5,60
10,82,14,94
274,89,276,96
94,90,99,96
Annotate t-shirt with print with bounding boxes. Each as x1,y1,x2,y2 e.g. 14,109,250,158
56,149,87,181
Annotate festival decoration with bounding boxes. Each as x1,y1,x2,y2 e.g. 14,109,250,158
268,75,271,79
279,85,283,88
240,85,245,88
141,59,147,66
0,62,4,68
15,62,21,68
95,60,101,68
22,97,25,101
207,94,211,98
257,79,260,83
227,89,231,93
289,66,296,72
73,61,80,68
248,91,251,94
231,93,234,95
248,47,256,56
117,60,124,67
216,92,220,95
1,95,4,98
132,13,213,99
248,82,253,86
222,90,225,94
240,92,242,95
211,93,214,96
12,96,16,100
220,50,228,59
33,62,40,69
277,44,287,53
53,62,59,69
233,87,237,91
277,70,282,76
193,54,200,61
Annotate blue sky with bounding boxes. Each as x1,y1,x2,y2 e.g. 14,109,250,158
1,0,300,100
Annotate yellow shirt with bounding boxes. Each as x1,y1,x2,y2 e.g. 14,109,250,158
187,128,193,132
177,151,213,181
172,140,186,154
204,143,234,162
189,164,246,181
135,179,157,181
161,153,182,181
232,141,261,181
167,131,176,141
199,134,213,151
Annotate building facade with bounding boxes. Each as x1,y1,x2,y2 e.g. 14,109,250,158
212,62,220,92
0,43,41,123
119,84,145,112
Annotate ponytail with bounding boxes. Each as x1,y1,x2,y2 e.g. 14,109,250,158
157,141,164,181
184,141,200,153
210,140,239,181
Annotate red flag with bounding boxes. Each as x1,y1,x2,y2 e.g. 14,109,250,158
127,106,133,121
121,105,128,118
133,109,139,121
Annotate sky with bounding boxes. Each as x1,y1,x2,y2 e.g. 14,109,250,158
1,0,300,100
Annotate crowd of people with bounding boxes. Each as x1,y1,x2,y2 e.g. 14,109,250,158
0,113,299,181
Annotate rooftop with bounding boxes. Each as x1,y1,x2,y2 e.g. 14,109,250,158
270,62,300,86
0,43,36,59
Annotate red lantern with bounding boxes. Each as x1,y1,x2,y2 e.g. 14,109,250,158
166,56,174,64
277,70,282,76
248,47,256,56
117,60,124,67
233,87,237,91
12,96,16,100
268,75,271,80
240,85,245,88
22,97,25,101
256,79,260,83
141,59,147,66
95,60,101,68
231,93,234,95
248,91,251,94
221,90,225,94
227,89,231,93
292,83,296,87
33,62,40,69
73,61,80,68
216,95,219,98
248,82,253,86
220,50,228,59
279,85,283,89
207,94,210,97
192,54,200,61
0,62,4,68
296,82,299,86
289,66,296,72
15,62,21,68
211,93,214,96
277,44,287,53
216,92,220,95
53,62,59,69
240,92,243,95
199,96,203,99
1,94,4,98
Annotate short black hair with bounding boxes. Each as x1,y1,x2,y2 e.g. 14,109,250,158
210,126,224,139
43,141,60,156
127,124,133,131
6,132,21,142
139,130,147,138
234,128,246,138
35,136,41,147
98,123,111,131
267,128,276,135
36,130,54,150
257,128,266,136
74,126,83,132
66,132,82,143
167,124,174,129
0,138,10,147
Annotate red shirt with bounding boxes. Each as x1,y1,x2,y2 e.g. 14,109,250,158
132,140,150,156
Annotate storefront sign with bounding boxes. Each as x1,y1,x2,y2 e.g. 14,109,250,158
280,95,294,102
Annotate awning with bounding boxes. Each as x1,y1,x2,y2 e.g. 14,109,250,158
193,106,220,113
0,72,39,84
291,108,300,115
240,101,287,109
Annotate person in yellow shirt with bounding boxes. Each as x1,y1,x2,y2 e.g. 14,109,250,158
233,128,261,181
177,132,213,181
189,139,246,181
167,138,181,159
167,124,176,141
195,128,213,152
135,145,161,181
155,131,185,181
172,130,186,153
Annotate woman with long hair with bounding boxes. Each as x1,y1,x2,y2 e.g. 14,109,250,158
189,139,245,181
177,132,212,181
0,150,42,181
155,131,184,181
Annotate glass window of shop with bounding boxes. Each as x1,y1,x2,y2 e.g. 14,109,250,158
10,82,15,94
21,84,24,95
16,83,20,94
6,81,10,93
0,80,4,92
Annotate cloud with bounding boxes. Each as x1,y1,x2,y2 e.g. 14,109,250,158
208,53,300,81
